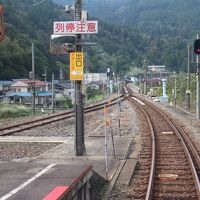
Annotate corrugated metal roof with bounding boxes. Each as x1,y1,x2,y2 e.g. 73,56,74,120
11,81,28,87
37,91,52,96
11,80,46,87
6,91,52,97
23,80,46,86
6,92,32,97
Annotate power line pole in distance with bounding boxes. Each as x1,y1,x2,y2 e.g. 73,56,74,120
194,34,200,119
186,44,191,111
32,43,36,114
144,60,147,95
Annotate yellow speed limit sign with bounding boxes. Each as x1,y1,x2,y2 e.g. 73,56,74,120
70,52,84,80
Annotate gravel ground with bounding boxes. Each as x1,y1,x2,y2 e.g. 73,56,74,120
0,95,118,129
0,142,59,160
107,85,200,200
2,91,199,198
143,97,200,153
11,101,138,137
0,99,138,161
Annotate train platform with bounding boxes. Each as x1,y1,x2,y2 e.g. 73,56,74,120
0,136,131,199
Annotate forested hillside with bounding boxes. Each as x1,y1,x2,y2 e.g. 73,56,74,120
91,0,200,72
55,0,200,72
1,0,200,80
0,0,151,80
0,0,67,80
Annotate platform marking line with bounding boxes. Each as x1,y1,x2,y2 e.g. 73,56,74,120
0,164,56,200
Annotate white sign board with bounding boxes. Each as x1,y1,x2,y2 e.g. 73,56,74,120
53,21,98,35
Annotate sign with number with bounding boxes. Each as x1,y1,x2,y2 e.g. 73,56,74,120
70,52,84,80
53,21,98,35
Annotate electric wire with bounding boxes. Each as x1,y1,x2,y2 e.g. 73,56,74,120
1,0,49,8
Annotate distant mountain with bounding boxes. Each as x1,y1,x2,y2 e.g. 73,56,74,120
53,0,130,19
1,0,199,81
110,0,200,36
0,0,150,79
52,0,200,73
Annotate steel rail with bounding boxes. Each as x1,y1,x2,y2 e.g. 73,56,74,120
0,95,123,132
0,96,126,136
144,99,200,199
129,91,200,199
128,96,156,200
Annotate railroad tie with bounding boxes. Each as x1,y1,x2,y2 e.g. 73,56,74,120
158,174,178,182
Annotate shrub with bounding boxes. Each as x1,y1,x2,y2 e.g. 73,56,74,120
0,103,31,118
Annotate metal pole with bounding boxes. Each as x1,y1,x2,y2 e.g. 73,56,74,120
196,34,200,119
51,73,55,113
32,43,36,114
104,124,108,181
174,72,177,108
110,126,116,159
44,67,47,83
144,60,147,95
186,44,191,111
74,0,85,156
117,75,121,135
107,68,110,97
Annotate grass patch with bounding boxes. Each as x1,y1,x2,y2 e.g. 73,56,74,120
0,103,31,118
86,94,105,104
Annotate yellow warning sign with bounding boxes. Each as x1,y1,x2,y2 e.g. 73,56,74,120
70,52,84,80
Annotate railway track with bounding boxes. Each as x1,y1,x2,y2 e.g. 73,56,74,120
126,87,200,200
0,96,124,136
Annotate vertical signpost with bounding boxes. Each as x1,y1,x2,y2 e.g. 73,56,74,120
144,60,147,95
53,2,98,156
186,44,191,111
32,43,36,114
74,0,85,156
194,35,200,119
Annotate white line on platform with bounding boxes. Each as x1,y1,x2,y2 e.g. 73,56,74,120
0,164,56,200
132,97,145,106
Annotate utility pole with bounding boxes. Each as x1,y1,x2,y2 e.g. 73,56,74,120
32,43,36,114
117,74,121,135
186,44,191,111
144,60,147,95
44,67,48,91
74,0,85,156
44,67,47,83
51,73,55,113
107,68,110,97
196,34,200,119
174,72,177,109
59,66,64,83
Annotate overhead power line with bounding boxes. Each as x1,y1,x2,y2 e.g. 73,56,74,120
2,0,49,8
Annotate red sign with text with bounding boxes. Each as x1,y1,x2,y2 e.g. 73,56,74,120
53,21,98,34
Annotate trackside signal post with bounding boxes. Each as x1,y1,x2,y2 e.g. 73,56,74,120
53,1,98,156
194,35,200,119
186,44,191,111
73,0,85,156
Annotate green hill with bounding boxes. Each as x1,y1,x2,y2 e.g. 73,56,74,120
1,0,199,80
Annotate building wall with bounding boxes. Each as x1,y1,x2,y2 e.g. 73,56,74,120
13,87,28,93
84,73,107,84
